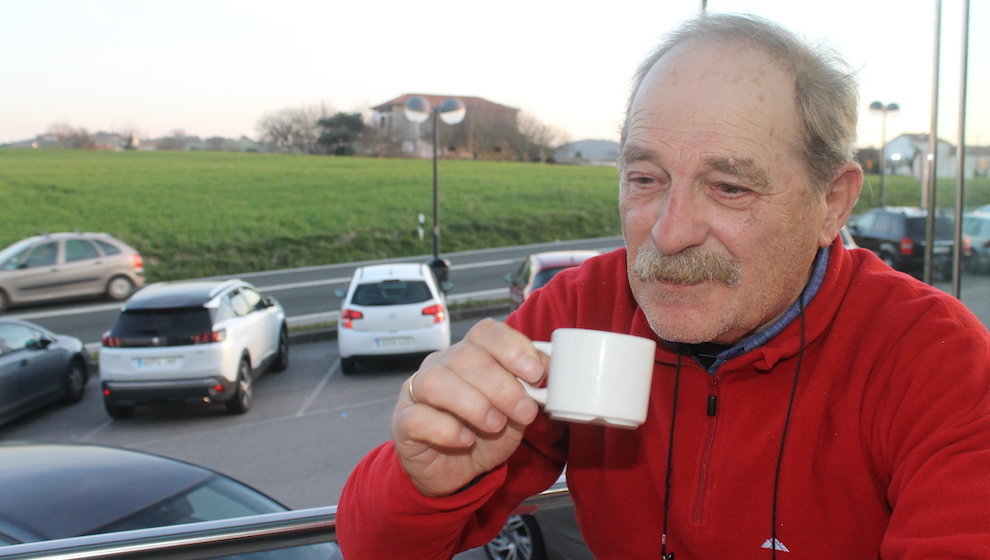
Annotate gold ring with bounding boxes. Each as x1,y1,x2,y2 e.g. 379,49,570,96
407,371,420,404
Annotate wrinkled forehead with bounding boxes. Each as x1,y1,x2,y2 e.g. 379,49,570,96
626,39,801,145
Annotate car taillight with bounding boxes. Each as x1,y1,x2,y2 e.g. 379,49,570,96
899,237,914,255
102,333,121,347
132,254,144,270
341,309,363,329
192,329,226,344
422,304,446,324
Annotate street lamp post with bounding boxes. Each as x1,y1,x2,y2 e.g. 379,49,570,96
869,100,900,207
404,96,466,288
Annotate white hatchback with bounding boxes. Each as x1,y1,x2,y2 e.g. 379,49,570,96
336,263,451,374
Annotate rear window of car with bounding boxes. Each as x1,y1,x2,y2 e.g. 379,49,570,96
351,280,432,306
109,308,214,347
906,216,955,239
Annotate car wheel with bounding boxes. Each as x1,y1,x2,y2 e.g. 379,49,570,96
484,514,546,560
226,358,253,414
104,398,135,419
340,357,357,375
62,357,87,404
106,275,135,301
270,327,289,372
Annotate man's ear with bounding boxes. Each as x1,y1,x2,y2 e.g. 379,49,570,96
819,161,863,247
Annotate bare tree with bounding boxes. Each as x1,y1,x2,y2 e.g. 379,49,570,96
256,102,334,154
513,112,571,162
47,121,96,149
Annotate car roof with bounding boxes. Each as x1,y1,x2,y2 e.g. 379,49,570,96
0,442,218,541
530,250,599,269
122,279,245,310
353,262,431,282
9,232,126,245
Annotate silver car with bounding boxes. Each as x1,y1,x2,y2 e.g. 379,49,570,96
0,232,145,312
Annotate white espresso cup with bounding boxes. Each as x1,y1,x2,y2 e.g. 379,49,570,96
521,328,657,429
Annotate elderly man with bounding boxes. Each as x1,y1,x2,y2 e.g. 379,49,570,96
337,13,990,559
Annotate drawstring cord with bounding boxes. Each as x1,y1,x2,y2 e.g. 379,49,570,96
770,298,807,559
660,353,681,560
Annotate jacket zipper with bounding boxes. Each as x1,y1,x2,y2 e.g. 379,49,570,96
693,374,720,524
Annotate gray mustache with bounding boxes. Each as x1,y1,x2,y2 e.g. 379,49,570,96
632,246,741,285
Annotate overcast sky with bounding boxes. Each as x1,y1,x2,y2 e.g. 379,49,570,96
2,0,986,148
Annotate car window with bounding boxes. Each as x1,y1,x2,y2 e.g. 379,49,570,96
532,266,568,290
95,240,121,256
228,291,250,316
906,216,955,239
0,324,39,353
110,308,214,345
65,239,100,263
240,287,264,312
93,476,284,533
24,242,58,268
352,280,431,306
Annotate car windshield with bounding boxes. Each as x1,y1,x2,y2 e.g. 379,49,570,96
351,280,432,306
906,216,955,240
91,477,335,560
533,266,568,290
0,239,37,269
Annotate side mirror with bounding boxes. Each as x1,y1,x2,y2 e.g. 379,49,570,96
440,281,454,294
504,274,515,285
334,288,347,298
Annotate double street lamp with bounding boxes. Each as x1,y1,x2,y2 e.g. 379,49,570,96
404,96,466,287
869,100,900,207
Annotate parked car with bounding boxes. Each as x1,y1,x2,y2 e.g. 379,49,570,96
0,318,88,426
0,442,339,559
99,279,289,418
505,250,599,310
336,262,450,375
963,211,990,274
0,232,144,312
847,207,971,279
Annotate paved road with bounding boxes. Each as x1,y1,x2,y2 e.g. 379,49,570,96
5,236,625,345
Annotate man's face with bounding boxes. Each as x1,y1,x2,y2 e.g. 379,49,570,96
620,41,830,344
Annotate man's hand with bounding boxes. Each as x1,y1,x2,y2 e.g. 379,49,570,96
391,318,547,497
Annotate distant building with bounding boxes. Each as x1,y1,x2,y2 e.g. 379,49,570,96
369,94,520,160
554,139,620,166
879,133,990,180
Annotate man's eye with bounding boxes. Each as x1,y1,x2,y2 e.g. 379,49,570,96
715,183,750,196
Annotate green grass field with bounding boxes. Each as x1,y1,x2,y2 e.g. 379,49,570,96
0,149,622,281
1,149,987,282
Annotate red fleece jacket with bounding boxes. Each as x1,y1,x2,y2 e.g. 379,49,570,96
337,240,990,559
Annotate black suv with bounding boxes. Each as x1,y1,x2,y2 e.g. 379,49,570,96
848,207,970,279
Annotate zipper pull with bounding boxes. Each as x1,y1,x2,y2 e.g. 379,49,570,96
706,394,717,416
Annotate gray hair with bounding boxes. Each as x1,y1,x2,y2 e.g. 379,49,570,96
621,13,859,192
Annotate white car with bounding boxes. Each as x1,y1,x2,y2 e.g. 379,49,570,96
99,279,288,418
505,250,599,310
336,263,451,374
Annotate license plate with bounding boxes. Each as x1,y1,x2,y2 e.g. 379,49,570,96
376,337,412,348
134,357,180,369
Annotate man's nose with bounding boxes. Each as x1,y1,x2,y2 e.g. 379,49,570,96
650,183,709,254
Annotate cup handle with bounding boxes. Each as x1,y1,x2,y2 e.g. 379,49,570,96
519,341,552,406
